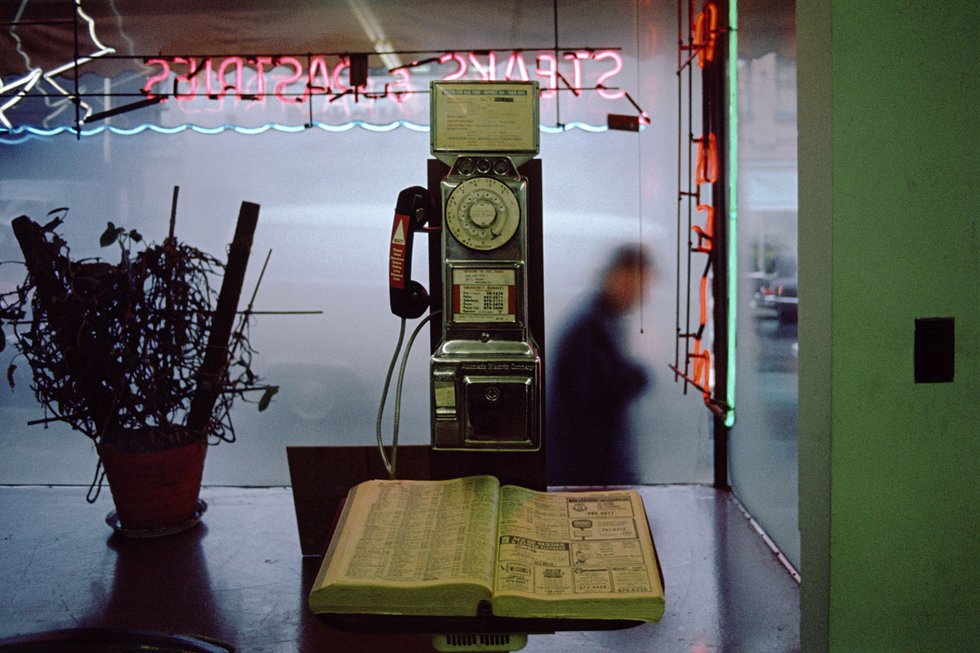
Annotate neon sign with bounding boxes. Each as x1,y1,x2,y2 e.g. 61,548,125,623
672,0,734,424
142,55,414,106
140,49,625,109
690,133,718,397
693,2,719,68
0,1,632,138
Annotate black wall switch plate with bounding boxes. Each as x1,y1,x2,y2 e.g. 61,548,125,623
914,317,955,383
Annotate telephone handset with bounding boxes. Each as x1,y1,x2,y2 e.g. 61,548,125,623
388,186,435,319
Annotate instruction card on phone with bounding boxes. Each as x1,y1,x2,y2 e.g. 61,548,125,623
452,268,516,323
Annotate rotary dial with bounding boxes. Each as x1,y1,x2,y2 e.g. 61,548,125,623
445,177,520,251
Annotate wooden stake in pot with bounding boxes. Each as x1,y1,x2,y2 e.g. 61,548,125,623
185,201,260,438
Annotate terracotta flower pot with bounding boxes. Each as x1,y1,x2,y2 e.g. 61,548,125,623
99,438,207,535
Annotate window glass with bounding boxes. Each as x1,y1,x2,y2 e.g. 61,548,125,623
730,3,800,569
0,1,711,486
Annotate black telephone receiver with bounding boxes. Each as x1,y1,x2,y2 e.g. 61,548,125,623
389,186,434,318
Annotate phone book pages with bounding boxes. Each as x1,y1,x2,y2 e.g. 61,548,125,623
308,475,665,623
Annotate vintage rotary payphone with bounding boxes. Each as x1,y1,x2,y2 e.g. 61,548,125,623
387,81,542,458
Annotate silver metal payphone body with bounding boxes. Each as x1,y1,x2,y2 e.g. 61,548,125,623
428,80,541,452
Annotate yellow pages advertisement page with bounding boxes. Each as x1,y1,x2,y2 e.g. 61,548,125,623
492,486,665,621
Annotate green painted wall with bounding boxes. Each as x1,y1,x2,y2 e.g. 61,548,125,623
800,1,979,650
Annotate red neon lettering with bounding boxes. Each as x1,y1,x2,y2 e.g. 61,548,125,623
332,58,349,93
328,59,354,117
388,69,411,102
693,203,715,253
172,57,198,101
693,2,719,68
141,49,629,110
252,56,273,100
535,53,557,98
142,58,170,97
563,51,587,91
236,57,272,112
308,56,332,98
690,269,712,399
468,52,497,81
699,275,709,329
439,52,467,80
216,56,244,99
201,58,215,97
695,133,719,184
503,51,530,81
595,51,624,99
691,345,711,398
273,56,304,103
197,59,223,113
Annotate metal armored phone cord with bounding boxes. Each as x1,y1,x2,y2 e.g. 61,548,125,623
375,311,438,479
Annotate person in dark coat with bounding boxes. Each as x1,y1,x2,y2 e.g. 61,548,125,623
547,245,653,486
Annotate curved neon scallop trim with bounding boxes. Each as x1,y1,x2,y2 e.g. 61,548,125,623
0,120,614,143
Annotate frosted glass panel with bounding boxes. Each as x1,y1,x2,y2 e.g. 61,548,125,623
730,1,800,569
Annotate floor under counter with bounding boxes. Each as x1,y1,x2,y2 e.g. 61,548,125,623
0,485,799,652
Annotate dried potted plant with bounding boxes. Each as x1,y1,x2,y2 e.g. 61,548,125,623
0,197,277,536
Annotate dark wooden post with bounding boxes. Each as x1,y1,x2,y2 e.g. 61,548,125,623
185,201,260,437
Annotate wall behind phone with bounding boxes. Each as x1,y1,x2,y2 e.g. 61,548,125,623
0,0,711,486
